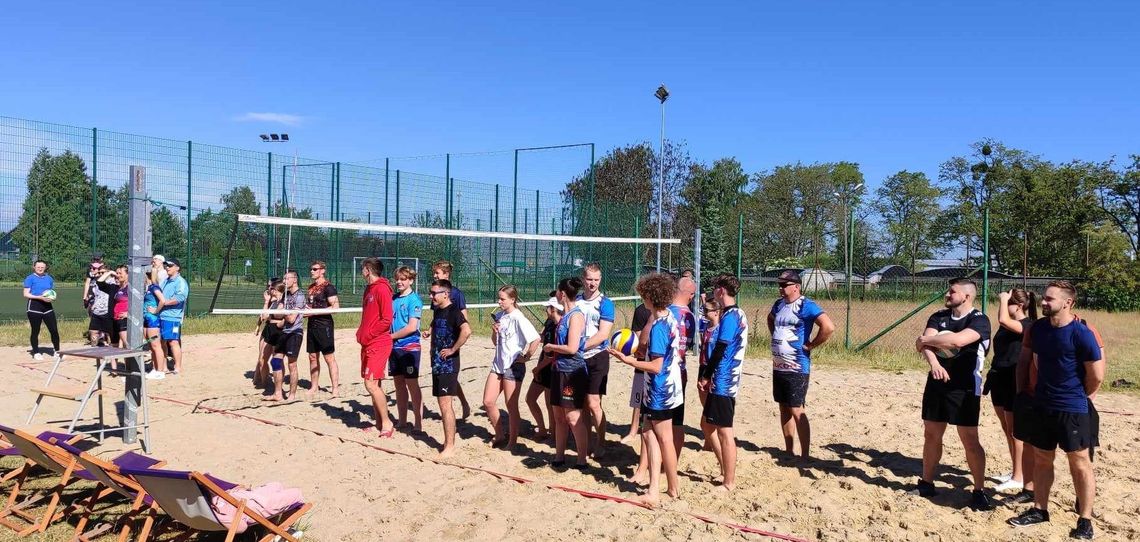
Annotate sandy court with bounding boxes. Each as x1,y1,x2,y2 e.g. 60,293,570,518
3,332,1139,541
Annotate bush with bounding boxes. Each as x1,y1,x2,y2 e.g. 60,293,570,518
1081,284,1140,312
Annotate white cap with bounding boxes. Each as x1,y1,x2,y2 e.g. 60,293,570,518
153,254,165,262
543,297,564,312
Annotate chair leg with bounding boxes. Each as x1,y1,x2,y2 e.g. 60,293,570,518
224,499,248,542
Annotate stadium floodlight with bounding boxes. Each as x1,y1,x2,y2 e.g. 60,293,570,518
260,133,289,142
655,83,669,272
260,134,270,141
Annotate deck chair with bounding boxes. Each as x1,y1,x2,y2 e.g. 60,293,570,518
120,467,311,542
0,429,81,484
53,439,166,542
0,424,160,537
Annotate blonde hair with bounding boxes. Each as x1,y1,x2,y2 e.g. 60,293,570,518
395,265,417,281
498,285,519,307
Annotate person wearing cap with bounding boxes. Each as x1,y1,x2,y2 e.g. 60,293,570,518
766,269,834,460
524,292,562,442
152,254,169,285
154,257,190,375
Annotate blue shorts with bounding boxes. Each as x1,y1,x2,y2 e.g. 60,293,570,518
144,314,160,330
159,319,182,341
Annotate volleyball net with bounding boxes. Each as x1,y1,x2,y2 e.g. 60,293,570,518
208,214,684,316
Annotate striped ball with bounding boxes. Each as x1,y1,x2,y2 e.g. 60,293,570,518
610,328,639,356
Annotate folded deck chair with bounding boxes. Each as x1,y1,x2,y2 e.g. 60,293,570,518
120,467,310,542
53,439,166,542
1,429,81,484
0,424,160,537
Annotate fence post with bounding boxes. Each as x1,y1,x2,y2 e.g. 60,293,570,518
511,150,518,286
186,141,193,297
91,127,98,254
493,184,500,278
982,207,990,314
334,162,341,287
845,205,853,349
634,216,640,276
267,152,274,280
384,158,390,251
395,170,401,262
736,213,743,277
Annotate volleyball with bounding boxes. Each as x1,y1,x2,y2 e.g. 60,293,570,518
934,330,959,359
610,328,638,356
41,289,57,301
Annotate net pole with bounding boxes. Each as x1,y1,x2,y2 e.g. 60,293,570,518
395,170,401,262
692,227,702,355
267,152,274,282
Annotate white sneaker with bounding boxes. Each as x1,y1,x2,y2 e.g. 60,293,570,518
33,353,43,361
995,479,1024,493
994,472,1013,483
146,370,166,380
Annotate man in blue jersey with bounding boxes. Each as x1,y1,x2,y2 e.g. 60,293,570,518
390,266,424,431
767,270,834,460
697,273,748,491
577,263,616,457
913,278,994,511
156,258,190,375
1008,281,1104,540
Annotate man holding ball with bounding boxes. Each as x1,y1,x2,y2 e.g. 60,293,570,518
912,277,994,511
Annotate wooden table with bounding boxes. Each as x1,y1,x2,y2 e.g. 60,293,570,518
26,346,152,452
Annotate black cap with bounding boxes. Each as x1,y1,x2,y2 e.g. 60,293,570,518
91,252,104,261
164,257,181,267
776,270,802,285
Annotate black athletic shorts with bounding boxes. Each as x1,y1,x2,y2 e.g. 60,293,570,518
773,371,810,407
921,379,981,427
261,323,283,346
274,332,303,358
1012,393,1038,442
306,323,335,355
984,366,1017,410
112,317,128,338
432,372,459,397
554,368,589,409
584,351,609,395
535,363,553,389
1027,407,1094,453
88,314,113,334
703,394,736,428
642,406,675,422
389,348,421,379
671,402,685,426
1088,399,1099,462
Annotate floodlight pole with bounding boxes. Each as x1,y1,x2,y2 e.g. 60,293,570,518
655,84,669,272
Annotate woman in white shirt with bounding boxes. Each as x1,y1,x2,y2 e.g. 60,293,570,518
483,285,541,448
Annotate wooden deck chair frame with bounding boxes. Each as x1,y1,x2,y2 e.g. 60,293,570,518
53,439,166,542
121,467,312,542
0,429,82,485
0,426,94,537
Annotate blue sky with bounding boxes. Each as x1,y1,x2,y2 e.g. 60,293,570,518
2,1,1138,193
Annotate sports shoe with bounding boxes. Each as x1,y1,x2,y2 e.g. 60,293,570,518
994,472,1013,483
907,479,937,498
146,369,166,380
33,353,43,361
1009,490,1035,505
969,489,996,511
995,479,1024,493
1070,517,1093,540
1008,507,1050,527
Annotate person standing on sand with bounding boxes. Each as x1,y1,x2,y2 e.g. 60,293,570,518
356,258,395,437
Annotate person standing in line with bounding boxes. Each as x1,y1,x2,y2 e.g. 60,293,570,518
666,277,697,462
156,258,190,375
305,260,341,399
112,265,130,349
23,260,60,360
576,263,616,457
767,270,835,460
143,270,169,380
267,271,306,400
357,258,396,437
1008,281,1103,540
912,278,994,511
426,260,473,418
984,288,1037,495
425,279,472,458
484,285,541,449
85,254,116,347
544,277,589,469
390,266,425,432
525,293,561,442
622,301,653,445
697,273,749,491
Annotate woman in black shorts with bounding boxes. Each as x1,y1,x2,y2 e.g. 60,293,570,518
984,288,1035,493
255,281,285,388
525,292,562,441
543,278,589,468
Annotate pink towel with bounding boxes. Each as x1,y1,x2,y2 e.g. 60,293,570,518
211,482,303,533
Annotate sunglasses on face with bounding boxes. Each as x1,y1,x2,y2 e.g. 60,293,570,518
310,267,323,271
163,263,175,268
704,307,719,313
429,290,447,296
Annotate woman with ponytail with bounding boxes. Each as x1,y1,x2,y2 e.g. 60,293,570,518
985,288,1037,496
484,285,541,448
543,277,590,469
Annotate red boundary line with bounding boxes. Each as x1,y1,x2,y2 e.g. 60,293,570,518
15,362,809,542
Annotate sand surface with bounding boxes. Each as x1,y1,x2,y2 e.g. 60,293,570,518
3,333,1139,541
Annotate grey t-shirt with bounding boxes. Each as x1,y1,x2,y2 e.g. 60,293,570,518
283,289,307,334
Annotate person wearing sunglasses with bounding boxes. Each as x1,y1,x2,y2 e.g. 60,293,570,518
156,258,190,375
305,260,341,399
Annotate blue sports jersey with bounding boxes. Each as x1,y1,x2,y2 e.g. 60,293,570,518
391,291,423,351
667,304,696,373
159,275,189,321
1030,318,1102,414
644,312,684,410
770,296,824,374
555,306,587,372
23,273,53,295
711,306,749,397
144,284,161,327
576,292,616,357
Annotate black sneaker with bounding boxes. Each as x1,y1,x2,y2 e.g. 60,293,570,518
908,479,937,498
1008,507,1050,527
969,489,996,511
1070,517,1093,540
1009,490,1035,505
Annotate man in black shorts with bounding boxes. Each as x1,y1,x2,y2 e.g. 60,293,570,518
427,279,471,458
576,263,615,457
269,270,307,401
912,278,994,511
305,260,341,399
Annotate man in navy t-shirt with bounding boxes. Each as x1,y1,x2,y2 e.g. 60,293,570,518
1008,281,1103,540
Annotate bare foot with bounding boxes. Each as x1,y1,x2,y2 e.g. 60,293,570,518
716,480,735,492
262,395,283,402
638,493,660,508
666,488,680,499
629,471,648,486
438,447,456,459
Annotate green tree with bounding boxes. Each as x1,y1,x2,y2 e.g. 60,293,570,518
11,149,91,275
1092,155,1140,256
680,158,749,278
746,163,836,270
872,171,943,273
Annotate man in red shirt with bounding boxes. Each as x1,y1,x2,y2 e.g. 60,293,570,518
357,257,395,437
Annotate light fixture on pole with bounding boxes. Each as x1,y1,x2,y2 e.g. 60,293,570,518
260,134,293,277
833,182,862,349
654,84,669,272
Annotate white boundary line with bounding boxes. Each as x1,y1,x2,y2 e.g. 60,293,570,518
237,214,681,245
212,296,643,316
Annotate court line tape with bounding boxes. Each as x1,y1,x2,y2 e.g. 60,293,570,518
14,361,808,542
